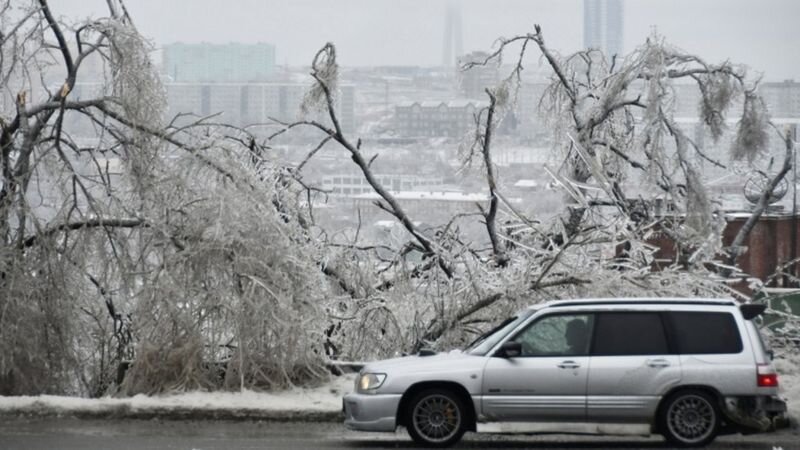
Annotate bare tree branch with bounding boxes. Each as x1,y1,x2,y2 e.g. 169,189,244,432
285,43,454,278
477,88,508,266
22,217,147,248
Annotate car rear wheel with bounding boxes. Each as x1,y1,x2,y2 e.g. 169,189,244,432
405,388,467,447
659,389,720,447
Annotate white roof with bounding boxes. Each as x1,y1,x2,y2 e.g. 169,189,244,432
353,191,489,202
514,179,538,188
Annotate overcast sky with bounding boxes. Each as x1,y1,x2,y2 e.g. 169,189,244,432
58,0,800,80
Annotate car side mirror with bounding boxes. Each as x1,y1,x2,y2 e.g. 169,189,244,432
495,341,522,358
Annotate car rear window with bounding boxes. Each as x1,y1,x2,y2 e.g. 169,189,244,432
592,312,669,356
667,311,743,354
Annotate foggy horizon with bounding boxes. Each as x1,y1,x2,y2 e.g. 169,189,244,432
58,0,800,80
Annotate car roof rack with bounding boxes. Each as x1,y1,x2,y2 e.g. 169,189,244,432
544,298,736,308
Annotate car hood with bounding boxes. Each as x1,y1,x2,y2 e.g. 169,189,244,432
362,349,482,373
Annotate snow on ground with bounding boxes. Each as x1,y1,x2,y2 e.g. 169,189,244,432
775,356,800,425
0,367,797,426
0,374,355,417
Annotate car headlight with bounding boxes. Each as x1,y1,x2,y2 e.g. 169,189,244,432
357,373,386,392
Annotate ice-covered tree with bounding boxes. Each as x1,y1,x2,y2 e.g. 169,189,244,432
0,0,330,396
2,2,794,397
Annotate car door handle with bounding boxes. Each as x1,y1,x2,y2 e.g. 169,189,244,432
646,358,671,368
558,360,580,369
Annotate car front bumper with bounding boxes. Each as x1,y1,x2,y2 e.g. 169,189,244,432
343,392,402,432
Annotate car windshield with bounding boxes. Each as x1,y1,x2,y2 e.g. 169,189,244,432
465,309,534,356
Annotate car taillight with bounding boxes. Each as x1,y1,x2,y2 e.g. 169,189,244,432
757,364,779,387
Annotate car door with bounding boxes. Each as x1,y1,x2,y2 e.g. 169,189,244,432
586,311,682,421
481,313,593,422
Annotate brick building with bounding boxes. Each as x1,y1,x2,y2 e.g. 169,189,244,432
393,100,483,138
392,99,518,138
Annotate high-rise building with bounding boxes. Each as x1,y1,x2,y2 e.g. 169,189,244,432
163,42,276,83
583,0,624,59
442,0,463,67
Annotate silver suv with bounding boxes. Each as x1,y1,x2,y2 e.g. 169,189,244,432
343,298,787,447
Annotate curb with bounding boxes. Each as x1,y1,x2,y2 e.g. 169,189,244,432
0,405,344,422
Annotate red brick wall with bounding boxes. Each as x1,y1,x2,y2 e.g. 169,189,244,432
649,214,800,283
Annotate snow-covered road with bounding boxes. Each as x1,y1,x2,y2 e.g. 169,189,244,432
0,418,797,450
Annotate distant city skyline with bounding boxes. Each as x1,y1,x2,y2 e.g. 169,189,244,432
58,0,800,80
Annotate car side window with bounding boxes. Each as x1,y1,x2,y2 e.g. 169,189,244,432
667,311,743,354
592,312,669,356
511,314,593,357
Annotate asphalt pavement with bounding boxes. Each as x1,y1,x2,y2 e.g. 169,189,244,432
0,418,796,450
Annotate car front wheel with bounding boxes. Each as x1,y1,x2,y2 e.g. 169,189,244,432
405,388,467,447
659,389,720,447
